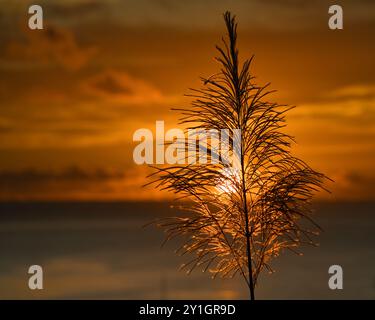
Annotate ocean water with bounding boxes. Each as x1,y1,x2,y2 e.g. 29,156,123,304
0,201,374,299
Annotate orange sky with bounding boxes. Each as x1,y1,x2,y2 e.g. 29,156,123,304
0,0,374,201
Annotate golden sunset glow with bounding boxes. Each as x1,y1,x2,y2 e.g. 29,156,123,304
216,168,240,195
1,0,375,302
0,0,374,202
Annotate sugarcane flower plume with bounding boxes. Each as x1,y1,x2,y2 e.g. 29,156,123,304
147,11,329,299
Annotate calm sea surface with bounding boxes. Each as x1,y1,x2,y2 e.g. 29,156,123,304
0,201,374,299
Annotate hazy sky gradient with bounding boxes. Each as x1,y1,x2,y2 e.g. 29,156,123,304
0,0,374,200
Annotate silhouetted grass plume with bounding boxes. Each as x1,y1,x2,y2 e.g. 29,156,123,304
148,11,329,300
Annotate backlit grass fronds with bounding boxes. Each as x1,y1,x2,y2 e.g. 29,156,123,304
148,11,329,300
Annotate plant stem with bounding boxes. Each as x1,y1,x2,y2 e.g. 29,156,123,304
225,11,255,300
241,156,255,300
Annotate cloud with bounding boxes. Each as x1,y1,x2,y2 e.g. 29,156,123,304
2,164,374,202
290,83,375,124
0,166,123,201
59,0,374,31
329,84,375,99
48,0,105,18
83,69,170,104
2,0,375,30
0,166,125,183
0,166,169,201
327,170,375,201
275,84,375,202
0,66,181,149
3,24,96,71
287,84,375,163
